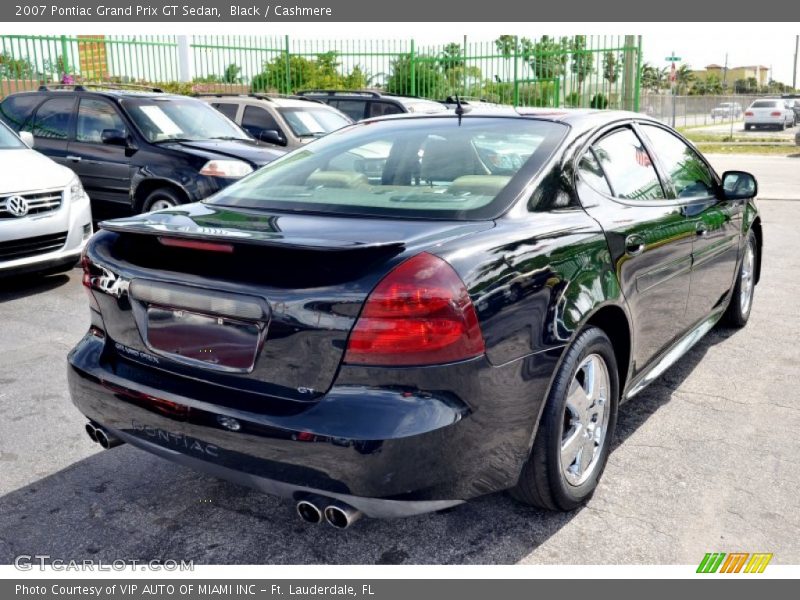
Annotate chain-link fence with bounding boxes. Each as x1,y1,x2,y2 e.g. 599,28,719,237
640,92,766,129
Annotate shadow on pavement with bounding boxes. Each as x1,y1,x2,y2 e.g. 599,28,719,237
0,324,741,565
0,272,72,304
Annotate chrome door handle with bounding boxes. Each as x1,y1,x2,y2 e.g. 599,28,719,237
66,155,82,162
625,235,645,256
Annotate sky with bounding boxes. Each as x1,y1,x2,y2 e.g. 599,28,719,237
642,33,799,85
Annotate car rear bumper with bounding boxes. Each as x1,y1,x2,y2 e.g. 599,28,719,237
67,333,561,516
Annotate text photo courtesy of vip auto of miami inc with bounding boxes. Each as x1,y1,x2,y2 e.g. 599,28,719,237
0,1,799,590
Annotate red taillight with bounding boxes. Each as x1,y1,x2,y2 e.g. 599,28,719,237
344,252,485,366
158,236,234,253
81,252,101,312
770,111,782,117
745,111,754,116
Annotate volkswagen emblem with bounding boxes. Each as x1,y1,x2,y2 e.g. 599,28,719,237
6,196,29,218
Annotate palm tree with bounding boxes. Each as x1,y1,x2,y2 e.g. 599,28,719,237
494,35,516,83
675,64,695,94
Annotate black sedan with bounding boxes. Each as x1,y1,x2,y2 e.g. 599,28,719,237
68,109,762,528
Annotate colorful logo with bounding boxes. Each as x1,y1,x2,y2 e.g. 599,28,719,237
697,552,773,573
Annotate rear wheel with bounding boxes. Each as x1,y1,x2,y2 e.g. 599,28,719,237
511,327,619,511
723,230,757,328
744,124,751,131
142,187,182,213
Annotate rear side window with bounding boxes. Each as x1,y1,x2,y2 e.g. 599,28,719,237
241,106,280,136
368,101,403,118
212,102,239,120
76,98,127,143
577,151,612,196
592,128,665,201
27,97,75,140
639,124,715,199
0,94,42,131
332,100,367,121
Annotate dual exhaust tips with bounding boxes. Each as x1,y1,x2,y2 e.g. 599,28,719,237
85,422,124,450
297,496,362,529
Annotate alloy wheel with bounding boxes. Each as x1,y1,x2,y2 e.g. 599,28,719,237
560,354,611,486
739,238,756,315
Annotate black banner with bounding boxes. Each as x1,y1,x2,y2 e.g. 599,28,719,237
3,0,800,22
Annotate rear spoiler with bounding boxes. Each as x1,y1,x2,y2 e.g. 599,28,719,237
99,219,406,253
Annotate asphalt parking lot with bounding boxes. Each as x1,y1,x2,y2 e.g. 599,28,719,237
1,155,799,565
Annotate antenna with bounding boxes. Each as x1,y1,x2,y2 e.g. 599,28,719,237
454,94,464,125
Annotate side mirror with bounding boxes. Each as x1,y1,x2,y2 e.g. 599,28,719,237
258,129,287,146
19,131,34,148
721,170,757,200
101,128,129,146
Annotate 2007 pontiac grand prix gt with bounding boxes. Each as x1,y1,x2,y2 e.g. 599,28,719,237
68,108,762,528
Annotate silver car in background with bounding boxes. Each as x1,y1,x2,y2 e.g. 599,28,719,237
0,121,93,277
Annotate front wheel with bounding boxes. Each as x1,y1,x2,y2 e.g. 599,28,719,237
723,230,758,328
511,327,619,511
142,187,182,213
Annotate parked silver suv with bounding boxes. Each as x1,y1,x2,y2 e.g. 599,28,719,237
201,94,353,150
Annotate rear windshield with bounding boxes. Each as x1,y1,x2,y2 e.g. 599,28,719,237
207,117,567,220
750,100,780,108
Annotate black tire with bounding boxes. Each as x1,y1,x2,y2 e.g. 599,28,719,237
141,187,183,213
744,124,751,131
722,230,758,328
511,326,619,511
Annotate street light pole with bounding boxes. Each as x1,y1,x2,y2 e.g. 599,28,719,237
794,35,798,91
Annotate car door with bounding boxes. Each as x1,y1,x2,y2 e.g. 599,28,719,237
638,123,743,327
21,96,76,168
576,125,696,375
66,97,134,207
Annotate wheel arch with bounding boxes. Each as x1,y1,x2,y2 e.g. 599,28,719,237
132,178,190,213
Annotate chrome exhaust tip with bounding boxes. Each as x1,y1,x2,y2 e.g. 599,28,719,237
323,502,363,529
296,499,323,524
90,424,124,449
85,422,98,443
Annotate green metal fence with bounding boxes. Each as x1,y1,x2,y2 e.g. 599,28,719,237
0,34,642,110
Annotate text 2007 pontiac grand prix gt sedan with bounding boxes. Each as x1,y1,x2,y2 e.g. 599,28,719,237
68,108,761,528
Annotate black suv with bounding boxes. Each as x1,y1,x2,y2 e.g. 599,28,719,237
0,85,286,214
295,90,447,121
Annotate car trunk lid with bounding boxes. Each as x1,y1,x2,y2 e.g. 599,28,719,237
89,203,492,402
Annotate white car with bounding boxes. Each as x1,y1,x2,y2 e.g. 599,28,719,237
0,121,92,277
744,99,795,130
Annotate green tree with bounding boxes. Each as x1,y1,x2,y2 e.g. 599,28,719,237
494,35,517,83
385,53,446,98
570,36,594,94
0,53,34,78
223,63,241,84
523,36,569,80
675,64,695,94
